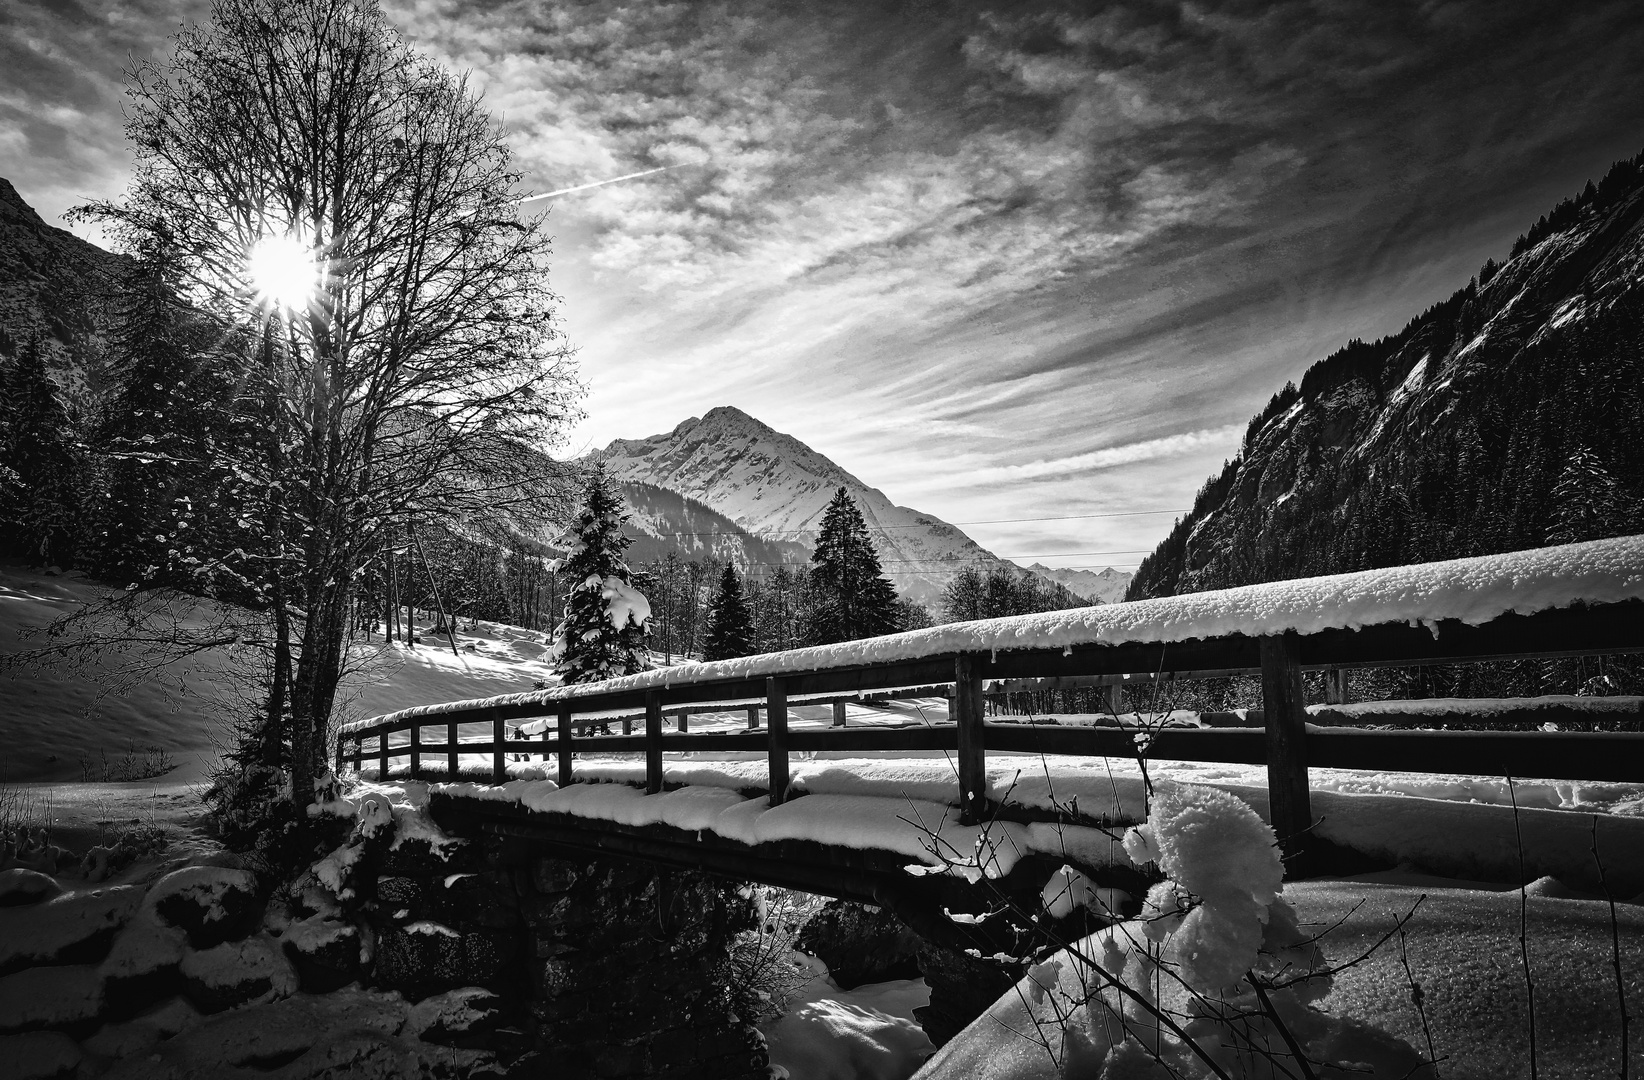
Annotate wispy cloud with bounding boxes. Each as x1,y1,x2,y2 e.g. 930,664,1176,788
6,0,1644,561
955,425,1245,487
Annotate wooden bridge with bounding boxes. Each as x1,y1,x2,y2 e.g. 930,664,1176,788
337,538,1644,889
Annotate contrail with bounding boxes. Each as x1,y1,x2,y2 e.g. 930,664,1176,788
516,164,682,205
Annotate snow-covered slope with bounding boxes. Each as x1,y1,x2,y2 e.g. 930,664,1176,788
0,564,559,783
617,480,811,569
598,406,1026,608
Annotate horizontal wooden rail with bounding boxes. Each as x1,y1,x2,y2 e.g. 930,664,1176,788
337,592,1644,874
1305,729,1644,782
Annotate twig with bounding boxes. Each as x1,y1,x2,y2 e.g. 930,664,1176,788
1395,904,1441,1078
1591,814,1630,1080
1264,897,1424,992
1507,776,1538,1080
1251,977,1322,1080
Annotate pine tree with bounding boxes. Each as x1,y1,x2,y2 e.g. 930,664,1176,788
0,339,83,565
548,467,651,683
1545,446,1634,545
802,487,899,645
91,241,232,585
703,562,756,661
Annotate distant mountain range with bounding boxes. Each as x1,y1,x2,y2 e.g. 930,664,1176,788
595,406,1131,608
1129,148,1644,599
1025,564,1131,605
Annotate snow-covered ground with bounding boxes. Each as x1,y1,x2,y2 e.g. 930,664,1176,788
0,563,562,786
7,557,1644,1079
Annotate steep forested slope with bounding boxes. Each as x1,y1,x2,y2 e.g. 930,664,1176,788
1130,150,1644,599
0,178,125,392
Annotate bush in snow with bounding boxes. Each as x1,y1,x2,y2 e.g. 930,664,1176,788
202,760,300,872
546,465,651,683
1000,782,1428,1079
726,886,828,1023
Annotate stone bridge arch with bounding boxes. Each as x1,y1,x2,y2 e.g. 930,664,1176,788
356,788,1153,1074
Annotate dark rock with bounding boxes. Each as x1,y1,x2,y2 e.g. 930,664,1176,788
79,996,200,1061
279,916,362,993
0,869,63,907
914,940,1022,1047
796,899,923,989
445,871,522,929
98,919,188,1020
145,867,262,949
379,836,487,877
374,922,519,1001
0,886,143,976
0,964,103,1036
532,859,580,894
406,986,504,1045
0,1030,82,1079
592,1039,649,1078
178,934,297,1013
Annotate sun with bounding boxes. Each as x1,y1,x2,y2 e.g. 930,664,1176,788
246,233,318,311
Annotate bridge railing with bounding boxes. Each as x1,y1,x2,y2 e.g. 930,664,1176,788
336,538,1644,853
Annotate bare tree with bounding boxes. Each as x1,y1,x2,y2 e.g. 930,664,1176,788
70,0,581,815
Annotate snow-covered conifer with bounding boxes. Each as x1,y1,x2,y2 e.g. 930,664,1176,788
548,467,651,682
1545,445,1634,545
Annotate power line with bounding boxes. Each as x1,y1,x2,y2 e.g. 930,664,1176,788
944,510,1185,525
874,563,1141,576
679,560,1145,575
636,509,1188,541
845,548,1150,564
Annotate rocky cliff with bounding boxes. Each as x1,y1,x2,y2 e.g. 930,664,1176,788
1130,149,1644,599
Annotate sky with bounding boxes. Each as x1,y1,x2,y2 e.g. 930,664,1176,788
4,0,1644,573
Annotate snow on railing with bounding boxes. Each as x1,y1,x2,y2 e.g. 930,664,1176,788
335,535,1644,858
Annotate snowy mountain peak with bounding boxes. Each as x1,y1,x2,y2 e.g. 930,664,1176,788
598,409,1024,607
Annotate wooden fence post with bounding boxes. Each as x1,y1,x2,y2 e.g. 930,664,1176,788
623,715,633,736
447,721,458,780
746,707,759,730
1101,678,1124,715
409,724,421,780
955,654,987,826
556,702,573,788
677,710,689,733
767,677,790,806
1324,667,1349,706
1260,632,1313,870
378,731,389,781
334,738,344,777
645,691,664,795
492,710,506,784
832,701,847,728
353,735,363,774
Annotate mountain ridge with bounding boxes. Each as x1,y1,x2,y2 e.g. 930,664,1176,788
0,177,127,400
597,405,1131,608
1128,148,1644,599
